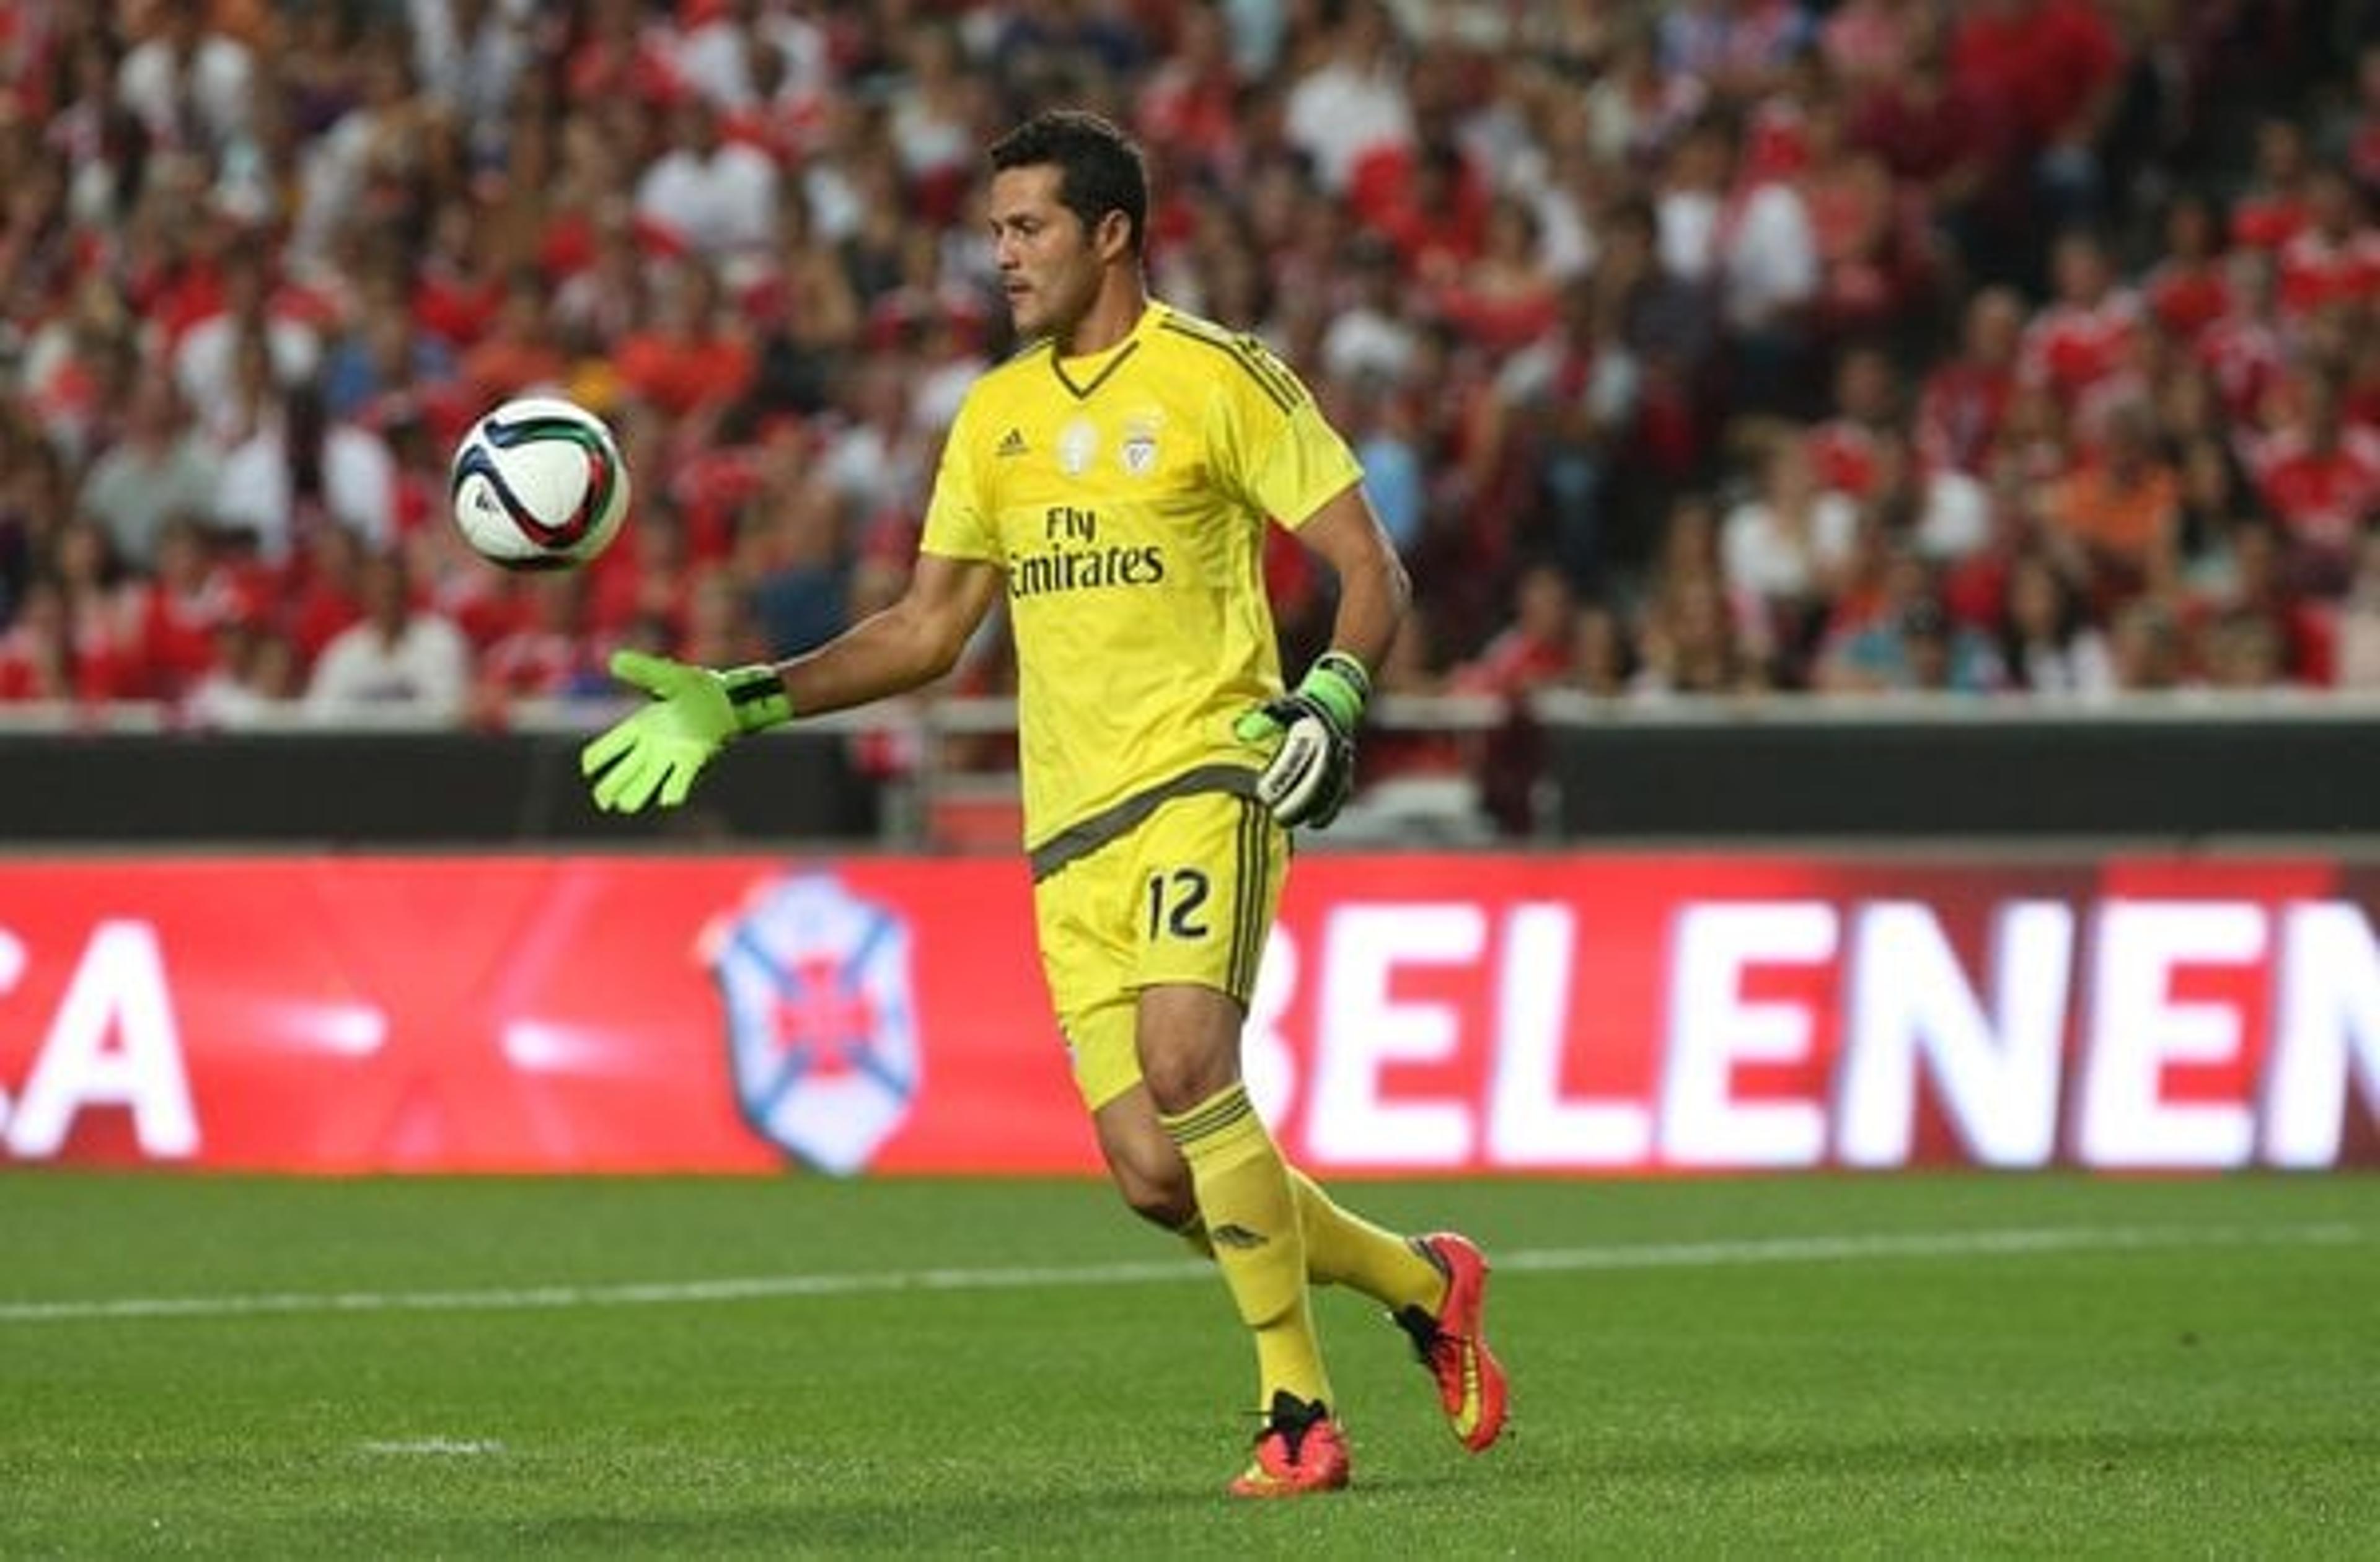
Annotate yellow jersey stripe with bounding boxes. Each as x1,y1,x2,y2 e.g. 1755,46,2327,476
1157,320,1297,413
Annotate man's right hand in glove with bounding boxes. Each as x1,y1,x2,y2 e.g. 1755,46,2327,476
580,650,793,813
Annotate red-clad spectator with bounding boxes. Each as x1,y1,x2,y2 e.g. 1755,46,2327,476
461,268,573,407
564,0,684,109
48,543,143,701
2142,191,2235,343
1739,46,1825,186
2019,229,2141,410
2070,317,2184,456
2197,252,2291,428
1947,0,2123,168
1806,343,1901,498
281,520,368,672
124,515,244,701
1451,561,1577,696
125,208,234,364
0,578,77,702
614,258,754,418
1796,95,1927,338
1918,285,2025,475
2185,516,2336,684
1351,137,1492,284
1135,5,1242,178
2231,116,2314,251
1433,196,1561,353
586,501,696,642
407,520,527,654
1942,462,2050,628
2243,372,2380,590
410,194,505,353
2275,164,2380,322
1846,16,2003,221
667,440,767,565
480,573,603,700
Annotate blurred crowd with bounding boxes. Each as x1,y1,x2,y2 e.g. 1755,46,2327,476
7,0,2380,773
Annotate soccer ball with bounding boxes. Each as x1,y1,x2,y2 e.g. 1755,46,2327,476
449,396,631,571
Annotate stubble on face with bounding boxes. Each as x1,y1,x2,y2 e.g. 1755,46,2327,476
989,165,1095,346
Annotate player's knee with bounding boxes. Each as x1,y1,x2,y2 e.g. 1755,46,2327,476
1137,1051,1236,1117
1112,1161,1196,1229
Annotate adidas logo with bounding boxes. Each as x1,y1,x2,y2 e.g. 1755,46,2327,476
995,428,1029,459
1210,1223,1269,1250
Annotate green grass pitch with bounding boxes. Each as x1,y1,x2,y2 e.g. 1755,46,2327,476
4,1172,2374,1558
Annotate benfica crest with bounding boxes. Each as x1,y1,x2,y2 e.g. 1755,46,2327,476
707,872,921,1174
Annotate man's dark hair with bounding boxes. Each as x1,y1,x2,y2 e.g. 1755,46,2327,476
989,109,1147,255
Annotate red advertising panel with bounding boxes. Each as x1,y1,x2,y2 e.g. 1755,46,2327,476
1,853,2374,1174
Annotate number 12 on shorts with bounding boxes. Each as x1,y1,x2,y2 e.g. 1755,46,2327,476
1146,867,1211,941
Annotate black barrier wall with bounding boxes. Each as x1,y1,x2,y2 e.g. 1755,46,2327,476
1545,714,2380,839
4,713,2379,844
0,730,881,844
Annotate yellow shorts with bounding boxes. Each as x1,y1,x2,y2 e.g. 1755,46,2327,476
1031,789,1287,1111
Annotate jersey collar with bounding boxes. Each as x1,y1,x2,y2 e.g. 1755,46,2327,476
1048,301,1164,401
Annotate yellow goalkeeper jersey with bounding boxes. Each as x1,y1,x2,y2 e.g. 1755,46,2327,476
919,300,1362,871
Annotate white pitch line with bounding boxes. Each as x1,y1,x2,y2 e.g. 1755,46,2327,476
357,1439,506,1457
0,1222,2361,1327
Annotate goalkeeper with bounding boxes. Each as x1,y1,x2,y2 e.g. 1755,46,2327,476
581,109,1505,1498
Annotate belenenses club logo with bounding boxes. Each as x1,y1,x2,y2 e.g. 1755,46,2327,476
705,871,921,1175
1009,504,1165,600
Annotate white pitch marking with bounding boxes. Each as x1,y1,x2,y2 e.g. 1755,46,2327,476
357,1439,506,1457
0,1223,2360,1326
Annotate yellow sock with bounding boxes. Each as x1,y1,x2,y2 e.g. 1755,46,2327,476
1288,1169,1445,1314
1160,1083,1331,1410
1176,1175,1446,1313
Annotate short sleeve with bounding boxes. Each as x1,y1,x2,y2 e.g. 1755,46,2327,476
1243,398,1365,531
1210,337,1363,530
919,403,999,563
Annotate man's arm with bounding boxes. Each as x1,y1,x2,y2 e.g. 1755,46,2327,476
581,552,1003,813
778,552,1005,714
1294,481,1411,670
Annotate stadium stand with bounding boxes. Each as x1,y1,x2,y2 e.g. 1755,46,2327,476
0,0,2374,830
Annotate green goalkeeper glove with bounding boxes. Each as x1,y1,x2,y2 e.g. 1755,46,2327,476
580,649,793,814
1233,650,1370,830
